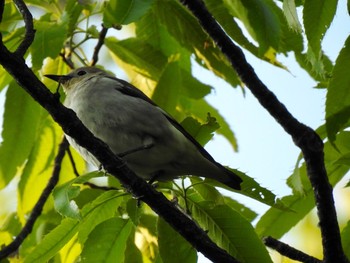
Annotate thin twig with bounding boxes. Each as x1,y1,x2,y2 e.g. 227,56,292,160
90,25,108,66
66,146,80,177
0,138,69,260
179,1,348,262
66,146,118,191
59,52,75,69
264,237,322,263
13,0,35,56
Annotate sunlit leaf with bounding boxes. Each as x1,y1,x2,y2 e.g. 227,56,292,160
81,218,134,263
282,0,302,32
17,117,60,222
78,190,124,244
223,0,281,54
303,0,337,56
188,99,238,151
326,36,350,143
181,114,219,146
103,0,154,26
24,218,80,263
30,20,68,70
341,220,350,259
53,172,105,219
190,202,272,262
105,37,167,80
158,218,197,263
154,0,240,87
0,82,43,188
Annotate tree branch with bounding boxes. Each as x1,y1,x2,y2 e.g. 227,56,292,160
264,236,322,263
66,147,119,191
0,138,68,260
13,0,35,57
0,3,238,263
90,24,108,66
178,0,349,262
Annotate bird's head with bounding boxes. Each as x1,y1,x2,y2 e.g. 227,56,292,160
45,67,111,92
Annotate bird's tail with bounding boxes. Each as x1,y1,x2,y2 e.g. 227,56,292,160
217,166,242,190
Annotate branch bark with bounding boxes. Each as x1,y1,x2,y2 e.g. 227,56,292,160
178,0,349,262
264,236,322,263
0,2,238,262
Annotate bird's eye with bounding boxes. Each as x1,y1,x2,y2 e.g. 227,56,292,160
77,70,87,76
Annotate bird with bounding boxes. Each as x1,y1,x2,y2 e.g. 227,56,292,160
45,67,242,190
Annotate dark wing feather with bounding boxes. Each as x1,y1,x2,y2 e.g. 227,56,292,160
108,76,242,188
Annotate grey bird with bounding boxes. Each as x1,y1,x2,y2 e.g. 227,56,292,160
45,67,242,190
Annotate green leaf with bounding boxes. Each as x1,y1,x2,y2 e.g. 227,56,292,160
223,196,258,222
0,82,43,188
181,114,220,146
103,0,154,26
124,233,143,263
62,0,84,36
223,0,281,54
78,190,124,244
282,0,302,32
105,37,167,79
53,172,104,219
190,177,226,205
326,36,350,143
53,185,81,220
24,189,124,261
81,218,134,263
191,203,272,262
17,117,60,220
152,61,181,115
303,0,337,56
158,218,197,263
189,177,258,222
24,218,80,263
30,20,68,70
204,0,258,55
341,220,350,259
205,168,288,210
189,99,238,151
154,0,240,87
295,51,333,85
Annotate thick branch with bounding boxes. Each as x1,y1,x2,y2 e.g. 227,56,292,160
264,236,322,263
13,0,35,56
0,138,68,260
0,7,237,263
179,0,348,262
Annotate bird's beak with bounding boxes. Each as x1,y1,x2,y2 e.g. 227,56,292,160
45,74,72,84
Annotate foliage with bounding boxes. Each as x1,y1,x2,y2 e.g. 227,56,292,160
0,0,349,262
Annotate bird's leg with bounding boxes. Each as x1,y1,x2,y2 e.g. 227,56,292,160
148,172,160,185
118,142,154,157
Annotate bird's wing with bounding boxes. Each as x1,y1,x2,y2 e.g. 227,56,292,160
107,76,217,163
